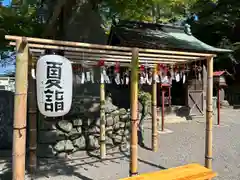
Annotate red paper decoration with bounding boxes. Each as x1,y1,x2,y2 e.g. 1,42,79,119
163,65,168,73
181,64,185,71
157,64,162,71
173,65,176,72
72,64,81,71
140,65,145,71
98,59,105,66
115,62,120,73
176,65,180,71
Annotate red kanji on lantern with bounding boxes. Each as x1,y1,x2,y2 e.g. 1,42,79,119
115,62,120,73
98,59,105,66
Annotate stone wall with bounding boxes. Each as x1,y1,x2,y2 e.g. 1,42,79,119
38,95,131,157
37,82,156,157
0,91,14,149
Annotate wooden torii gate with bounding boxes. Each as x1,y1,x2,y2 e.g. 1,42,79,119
5,35,215,180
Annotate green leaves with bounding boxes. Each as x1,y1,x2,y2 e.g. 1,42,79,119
0,1,43,42
99,0,219,32
0,0,43,65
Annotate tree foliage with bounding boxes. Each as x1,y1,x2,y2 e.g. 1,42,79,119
0,0,239,71
98,0,218,34
99,0,217,23
0,0,43,65
0,0,43,48
188,0,240,71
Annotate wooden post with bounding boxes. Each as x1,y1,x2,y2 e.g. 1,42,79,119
205,56,214,170
152,65,158,152
28,56,37,176
100,66,106,159
217,87,220,125
161,89,165,131
13,38,29,180
130,48,139,176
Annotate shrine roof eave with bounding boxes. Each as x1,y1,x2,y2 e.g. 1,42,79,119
108,21,232,54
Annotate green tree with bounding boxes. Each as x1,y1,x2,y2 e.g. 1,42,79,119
0,0,43,64
189,0,240,70
99,0,218,34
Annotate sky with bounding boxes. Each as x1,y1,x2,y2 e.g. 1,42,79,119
2,0,11,6
0,65,15,75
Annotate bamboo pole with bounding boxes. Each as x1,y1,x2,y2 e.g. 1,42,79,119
12,39,29,180
205,56,214,170
100,66,106,159
52,54,188,62
9,42,207,63
130,48,139,176
29,57,177,68
33,53,179,64
6,35,217,57
64,51,203,60
152,65,158,152
28,56,37,176
30,49,203,60
32,51,196,61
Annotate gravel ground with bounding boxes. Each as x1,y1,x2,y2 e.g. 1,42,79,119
1,108,240,180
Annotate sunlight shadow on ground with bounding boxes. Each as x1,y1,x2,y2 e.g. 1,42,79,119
0,146,167,180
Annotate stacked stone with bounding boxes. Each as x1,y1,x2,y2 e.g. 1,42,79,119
53,118,84,153
38,96,131,157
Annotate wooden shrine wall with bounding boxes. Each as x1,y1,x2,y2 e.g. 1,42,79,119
186,63,207,117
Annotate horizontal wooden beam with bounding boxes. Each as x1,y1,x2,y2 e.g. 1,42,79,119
66,55,187,62
6,35,216,57
11,42,199,63
71,61,159,67
31,49,202,60
31,48,201,60
64,52,202,60
32,51,188,62
30,56,173,66
62,56,178,64
33,54,178,64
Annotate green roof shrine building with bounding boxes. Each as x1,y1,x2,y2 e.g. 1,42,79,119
108,20,232,117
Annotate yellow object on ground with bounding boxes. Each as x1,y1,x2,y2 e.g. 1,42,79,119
120,163,217,180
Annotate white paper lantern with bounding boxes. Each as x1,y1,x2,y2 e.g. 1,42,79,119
36,55,73,117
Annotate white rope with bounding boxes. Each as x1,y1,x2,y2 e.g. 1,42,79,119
81,52,85,84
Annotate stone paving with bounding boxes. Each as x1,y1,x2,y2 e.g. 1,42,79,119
1,108,240,180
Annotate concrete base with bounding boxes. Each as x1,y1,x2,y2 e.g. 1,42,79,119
158,128,173,134
213,124,229,128
157,114,187,125
164,115,187,123
156,106,189,124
